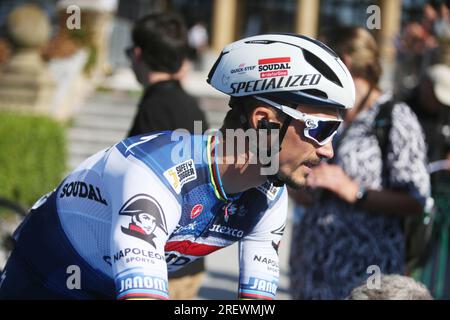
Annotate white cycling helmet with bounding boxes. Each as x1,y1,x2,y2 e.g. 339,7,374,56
207,33,355,110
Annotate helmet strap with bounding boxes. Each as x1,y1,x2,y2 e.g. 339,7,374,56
240,101,292,187
278,116,292,150
266,116,291,187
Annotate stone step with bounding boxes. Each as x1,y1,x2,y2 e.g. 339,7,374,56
69,141,112,159
68,127,126,144
205,110,227,129
80,96,226,114
198,97,229,112
78,104,137,118
74,114,133,131
73,111,225,132
82,91,140,105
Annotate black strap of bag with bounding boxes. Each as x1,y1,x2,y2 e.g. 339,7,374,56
373,99,395,188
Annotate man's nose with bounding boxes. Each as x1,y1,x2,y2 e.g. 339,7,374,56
316,141,334,159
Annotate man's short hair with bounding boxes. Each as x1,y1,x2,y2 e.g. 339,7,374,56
132,12,187,73
222,97,259,130
347,274,433,300
222,96,288,130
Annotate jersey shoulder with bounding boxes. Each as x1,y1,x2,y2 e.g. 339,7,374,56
255,180,285,204
114,132,208,198
242,181,286,210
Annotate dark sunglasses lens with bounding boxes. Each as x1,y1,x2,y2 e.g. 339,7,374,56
308,120,341,143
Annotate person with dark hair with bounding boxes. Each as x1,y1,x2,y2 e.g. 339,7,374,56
126,13,209,300
406,64,450,167
126,12,208,137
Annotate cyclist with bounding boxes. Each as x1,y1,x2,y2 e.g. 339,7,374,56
0,34,354,300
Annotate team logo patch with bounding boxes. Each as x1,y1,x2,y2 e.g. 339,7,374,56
230,63,256,75
222,202,246,222
119,194,168,248
60,181,108,206
190,204,203,219
270,224,285,255
256,181,280,200
239,276,277,300
271,241,281,254
116,272,168,300
258,57,291,78
163,159,197,194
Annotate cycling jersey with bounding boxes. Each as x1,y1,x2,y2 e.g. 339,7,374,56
0,132,287,300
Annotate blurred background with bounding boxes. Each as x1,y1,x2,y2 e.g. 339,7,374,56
0,0,449,300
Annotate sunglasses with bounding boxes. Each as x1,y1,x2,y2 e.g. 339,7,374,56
253,96,343,146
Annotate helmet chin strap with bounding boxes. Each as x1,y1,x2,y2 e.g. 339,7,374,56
241,112,292,187
266,116,291,187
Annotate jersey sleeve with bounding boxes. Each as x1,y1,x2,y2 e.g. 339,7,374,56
238,187,288,300
388,103,431,206
103,149,181,300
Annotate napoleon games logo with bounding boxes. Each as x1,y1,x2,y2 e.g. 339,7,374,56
256,181,280,201
258,57,291,78
119,194,168,248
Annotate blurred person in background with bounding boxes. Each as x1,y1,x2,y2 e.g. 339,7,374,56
187,20,208,70
347,274,433,300
126,12,208,300
395,1,450,99
127,12,208,137
289,26,431,300
394,4,438,98
405,63,450,299
406,63,450,178
435,1,450,39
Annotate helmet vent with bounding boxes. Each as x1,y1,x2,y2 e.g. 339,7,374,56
289,34,339,58
207,50,229,84
302,49,343,88
300,89,328,99
244,40,277,45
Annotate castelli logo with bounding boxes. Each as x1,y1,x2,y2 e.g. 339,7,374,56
190,204,204,219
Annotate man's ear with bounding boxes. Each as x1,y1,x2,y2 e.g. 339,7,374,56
133,47,142,60
248,106,280,129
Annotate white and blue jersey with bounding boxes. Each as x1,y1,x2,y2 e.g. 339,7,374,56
0,132,287,300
